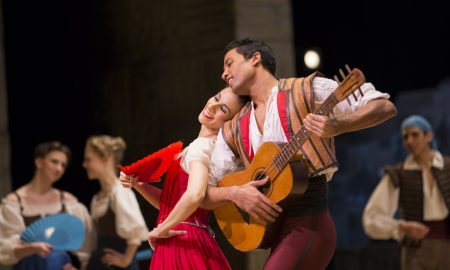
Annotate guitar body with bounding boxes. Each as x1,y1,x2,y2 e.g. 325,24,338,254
213,67,365,251
213,141,309,252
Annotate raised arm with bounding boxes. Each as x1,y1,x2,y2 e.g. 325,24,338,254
304,98,397,137
119,171,161,209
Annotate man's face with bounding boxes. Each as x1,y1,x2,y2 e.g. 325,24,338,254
221,48,255,95
402,126,432,156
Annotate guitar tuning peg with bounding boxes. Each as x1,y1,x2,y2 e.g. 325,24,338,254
339,68,346,80
352,93,358,102
346,97,352,106
345,64,351,73
333,75,340,84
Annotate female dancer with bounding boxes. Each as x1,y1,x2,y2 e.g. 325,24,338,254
83,135,148,270
120,87,247,270
0,141,92,270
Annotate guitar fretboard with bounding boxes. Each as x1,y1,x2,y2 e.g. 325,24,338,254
273,91,340,171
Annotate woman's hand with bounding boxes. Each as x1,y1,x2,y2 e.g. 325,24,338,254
147,226,187,250
32,242,53,257
63,263,78,270
101,248,132,268
119,171,139,188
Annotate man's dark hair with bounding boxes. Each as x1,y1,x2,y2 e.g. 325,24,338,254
224,38,276,76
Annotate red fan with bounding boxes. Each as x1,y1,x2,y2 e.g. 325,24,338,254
117,142,183,182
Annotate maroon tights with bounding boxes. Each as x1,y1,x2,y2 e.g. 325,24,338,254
263,211,336,270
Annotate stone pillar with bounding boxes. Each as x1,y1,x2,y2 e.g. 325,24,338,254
234,0,296,267
235,0,296,78
0,1,13,269
0,0,12,203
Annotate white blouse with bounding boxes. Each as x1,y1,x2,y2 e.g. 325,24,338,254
0,190,93,265
363,151,448,240
212,77,390,182
90,181,148,246
180,137,216,186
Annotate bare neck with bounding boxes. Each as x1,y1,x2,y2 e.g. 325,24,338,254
413,148,433,168
248,73,279,108
26,175,53,195
98,169,118,193
198,125,218,140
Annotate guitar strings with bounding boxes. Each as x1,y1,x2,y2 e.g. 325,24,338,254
256,69,363,181
253,78,360,183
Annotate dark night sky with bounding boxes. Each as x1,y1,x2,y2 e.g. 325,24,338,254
292,0,450,99
3,0,450,206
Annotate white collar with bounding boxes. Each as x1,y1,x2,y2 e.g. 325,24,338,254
403,150,444,170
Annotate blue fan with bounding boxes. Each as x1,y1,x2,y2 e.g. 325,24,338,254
21,213,85,251
135,249,153,261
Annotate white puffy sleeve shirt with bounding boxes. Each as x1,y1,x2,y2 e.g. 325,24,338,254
212,77,390,182
180,137,217,186
362,151,448,240
90,182,149,246
0,191,93,265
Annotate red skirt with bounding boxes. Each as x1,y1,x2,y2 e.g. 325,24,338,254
149,159,231,270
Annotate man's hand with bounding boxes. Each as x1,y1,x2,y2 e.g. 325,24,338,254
399,221,430,240
230,176,282,224
303,113,340,137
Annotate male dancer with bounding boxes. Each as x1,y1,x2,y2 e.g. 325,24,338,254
363,115,450,270
203,39,397,270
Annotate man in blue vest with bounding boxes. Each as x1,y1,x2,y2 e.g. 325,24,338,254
363,115,450,270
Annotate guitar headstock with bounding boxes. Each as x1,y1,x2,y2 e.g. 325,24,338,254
333,65,366,102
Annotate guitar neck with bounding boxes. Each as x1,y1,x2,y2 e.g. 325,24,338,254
273,93,340,170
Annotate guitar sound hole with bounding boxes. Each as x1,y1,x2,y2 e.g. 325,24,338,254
254,171,270,195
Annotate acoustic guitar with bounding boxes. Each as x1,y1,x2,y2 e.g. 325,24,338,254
213,66,366,252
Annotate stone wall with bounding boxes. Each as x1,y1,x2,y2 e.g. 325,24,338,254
0,0,12,268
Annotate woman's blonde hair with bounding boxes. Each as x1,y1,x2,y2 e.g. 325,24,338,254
86,135,126,163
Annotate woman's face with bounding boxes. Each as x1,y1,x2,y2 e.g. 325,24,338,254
82,146,107,180
198,87,244,130
35,150,68,183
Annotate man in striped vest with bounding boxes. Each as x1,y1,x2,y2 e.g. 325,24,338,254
363,115,450,270
203,38,397,270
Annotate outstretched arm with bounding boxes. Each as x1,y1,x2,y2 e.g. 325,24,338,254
201,129,282,223
119,172,161,209
304,99,397,137
201,185,234,210
202,177,282,224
